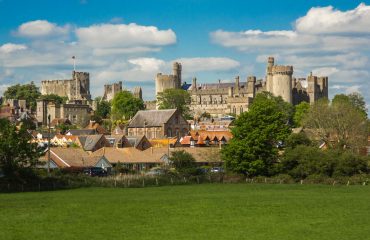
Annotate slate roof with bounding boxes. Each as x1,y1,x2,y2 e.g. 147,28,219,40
128,109,177,128
79,134,106,151
67,129,96,136
126,135,145,148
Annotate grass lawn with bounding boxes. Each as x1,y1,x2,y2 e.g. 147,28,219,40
0,184,370,240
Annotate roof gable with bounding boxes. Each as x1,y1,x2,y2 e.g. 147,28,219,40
128,109,177,128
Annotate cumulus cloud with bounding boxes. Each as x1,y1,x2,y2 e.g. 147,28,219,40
174,57,240,73
17,20,70,38
211,3,370,107
296,3,370,34
0,43,27,53
75,23,176,49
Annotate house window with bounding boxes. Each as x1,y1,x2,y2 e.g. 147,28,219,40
167,128,172,137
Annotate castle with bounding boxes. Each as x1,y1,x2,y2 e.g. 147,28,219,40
41,71,91,101
102,81,123,102
102,81,143,102
155,57,329,117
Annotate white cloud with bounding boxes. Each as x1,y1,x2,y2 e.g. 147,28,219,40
75,23,176,49
174,57,240,73
0,43,27,53
17,20,70,38
211,4,370,106
296,3,370,34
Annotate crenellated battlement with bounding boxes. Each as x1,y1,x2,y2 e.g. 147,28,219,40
271,65,293,75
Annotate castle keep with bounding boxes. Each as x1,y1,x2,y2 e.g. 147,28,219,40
154,57,329,117
41,71,91,101
102,81,123,102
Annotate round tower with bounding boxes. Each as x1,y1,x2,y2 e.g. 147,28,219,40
271,65,293,104
266,57,274,92
172,62,182,88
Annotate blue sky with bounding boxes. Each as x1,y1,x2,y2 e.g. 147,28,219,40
0,0,369,108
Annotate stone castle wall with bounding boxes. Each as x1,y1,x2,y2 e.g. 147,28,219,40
41,71,91,101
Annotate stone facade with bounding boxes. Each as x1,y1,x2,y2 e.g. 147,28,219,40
155,62,181,99
133,86,143,100
36,99,91,127
41,71,91,101
154,57,329,117
127,109,189,139
102,81,122,102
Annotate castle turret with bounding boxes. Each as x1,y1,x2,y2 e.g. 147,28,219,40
247,76,256,98
266,57,274,92
307,73,317,104
192,77,197,91
234,76,240,96
271,65,293,104
173,62,182,88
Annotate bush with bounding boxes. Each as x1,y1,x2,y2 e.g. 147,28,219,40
169,150,198,176
281,145,369,179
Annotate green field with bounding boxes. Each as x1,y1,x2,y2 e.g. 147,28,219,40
1,184,370,240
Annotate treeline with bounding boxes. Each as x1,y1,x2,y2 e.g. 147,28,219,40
222,92,370,180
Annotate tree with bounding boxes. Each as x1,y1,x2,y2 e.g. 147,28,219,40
293,101,310,127
221,92,292,176
303,95,368,152
332,93,367,118
285,132,311,149
281,145,369,179
40,94,67,105
3,82,41,111
111,91,144,120
157,89,191,118
169,150,197,176
0,119,41,179
95,98,111,119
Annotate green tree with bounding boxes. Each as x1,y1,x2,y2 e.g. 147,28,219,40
0,119,41,179
281,146,368,179
303,96,368,152
40,94,67,105
111,90,144,120
285,132,311,149
332,93,367,118
157,89,191,118
3,82,41,111
293,101,310,127
95,98,111,119
169,150,197,176
221,92,292,176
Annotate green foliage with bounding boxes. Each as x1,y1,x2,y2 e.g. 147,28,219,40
157,89,191,118
332,93,367,118
3,82,40,111
169,150,197,176
293,101,310,127
20,118,36,130
222,92,292,176
285,132,311,149
40,94,67,105
303,95,368,152
0,119,41,180
95,97,111,119
111,91,144,120
56,123,74,134
281,145,369,179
